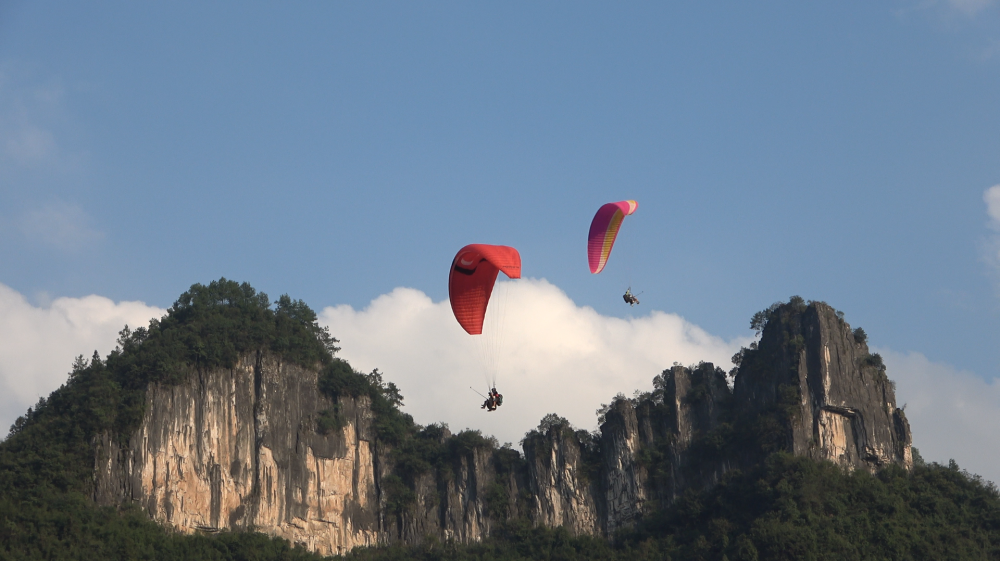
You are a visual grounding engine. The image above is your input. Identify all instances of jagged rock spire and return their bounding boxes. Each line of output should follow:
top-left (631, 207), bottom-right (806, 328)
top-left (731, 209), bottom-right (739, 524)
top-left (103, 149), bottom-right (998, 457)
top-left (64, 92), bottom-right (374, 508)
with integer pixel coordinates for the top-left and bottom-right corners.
top-left (734, 299), bottom-right (912, 471)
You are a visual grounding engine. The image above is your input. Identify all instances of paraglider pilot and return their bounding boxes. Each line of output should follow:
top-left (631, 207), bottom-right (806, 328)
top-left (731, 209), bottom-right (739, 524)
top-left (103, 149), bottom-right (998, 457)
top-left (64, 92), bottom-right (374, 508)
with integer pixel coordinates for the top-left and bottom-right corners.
top-left (623, 288), bottom-right (640, 306)
top-left (481, 388), bottom-right (503, 412)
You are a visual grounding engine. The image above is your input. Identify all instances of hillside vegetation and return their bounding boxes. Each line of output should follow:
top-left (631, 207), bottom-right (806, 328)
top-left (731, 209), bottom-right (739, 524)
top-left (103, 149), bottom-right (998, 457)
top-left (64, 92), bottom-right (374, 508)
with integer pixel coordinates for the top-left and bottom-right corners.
top-left (0, 281), bottom-right (998, 560)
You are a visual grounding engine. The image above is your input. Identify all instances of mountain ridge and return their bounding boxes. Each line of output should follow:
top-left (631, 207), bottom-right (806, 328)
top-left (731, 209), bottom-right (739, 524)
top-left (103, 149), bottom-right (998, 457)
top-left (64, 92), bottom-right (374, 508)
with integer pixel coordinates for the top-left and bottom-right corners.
top-left (90, 287), bottom-right (912, 554)
top-left (3, 280), bottom-right (996, 560)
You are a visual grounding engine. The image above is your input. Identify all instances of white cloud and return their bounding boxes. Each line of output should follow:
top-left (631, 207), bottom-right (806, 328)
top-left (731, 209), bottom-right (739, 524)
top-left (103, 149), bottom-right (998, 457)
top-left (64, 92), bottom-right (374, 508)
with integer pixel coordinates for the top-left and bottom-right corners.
top-left (320, 279), bottom-right (747, 447)
top-left (881, 349), bottom-right (1000, 485)
top-left (324, 280), bottom-right (1000, 484)
top-left (18, 201), bottom-right (104, 250)
top-left (0, 283), bottom-right (165, 435)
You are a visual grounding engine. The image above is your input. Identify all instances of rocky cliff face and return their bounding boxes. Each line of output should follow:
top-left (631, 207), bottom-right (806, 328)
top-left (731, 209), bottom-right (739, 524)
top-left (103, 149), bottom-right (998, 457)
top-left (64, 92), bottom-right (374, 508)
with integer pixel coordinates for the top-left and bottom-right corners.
top-left (382, 440), bottom-right (503, 544)
top-left (733, 301), bottom-right (912, 471)
top-left (92, 299), bottom-right (911, 555)
top-left (94, 353), bottom-right (381, 555)
top-left (522, 424), bottom-right (600, 535)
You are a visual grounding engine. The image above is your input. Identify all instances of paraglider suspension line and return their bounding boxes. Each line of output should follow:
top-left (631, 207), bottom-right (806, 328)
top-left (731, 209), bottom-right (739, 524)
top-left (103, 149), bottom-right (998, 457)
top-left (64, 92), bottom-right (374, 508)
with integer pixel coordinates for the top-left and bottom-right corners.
top-left (476, 279), bottom-right (512, 391)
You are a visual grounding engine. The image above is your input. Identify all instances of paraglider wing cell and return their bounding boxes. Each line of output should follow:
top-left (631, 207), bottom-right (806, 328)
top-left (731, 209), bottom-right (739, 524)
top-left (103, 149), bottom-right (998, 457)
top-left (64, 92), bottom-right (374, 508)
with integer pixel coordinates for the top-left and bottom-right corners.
top-left (588, 200), bottom-right (637, 274)
top-left (449, 244), bottom-right (521, 335)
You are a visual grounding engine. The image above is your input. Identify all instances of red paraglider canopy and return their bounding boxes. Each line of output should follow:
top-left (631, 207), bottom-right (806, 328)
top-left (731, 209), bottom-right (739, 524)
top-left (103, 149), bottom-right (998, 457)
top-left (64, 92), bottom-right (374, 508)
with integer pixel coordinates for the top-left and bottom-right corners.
top-left (448, 244), bottom-right (521, 335)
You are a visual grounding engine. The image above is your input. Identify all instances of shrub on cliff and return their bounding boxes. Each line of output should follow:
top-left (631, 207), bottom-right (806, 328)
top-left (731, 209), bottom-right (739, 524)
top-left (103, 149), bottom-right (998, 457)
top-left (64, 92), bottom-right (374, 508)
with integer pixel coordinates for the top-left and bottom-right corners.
top-left (317, 359), bottom-right (411, 445)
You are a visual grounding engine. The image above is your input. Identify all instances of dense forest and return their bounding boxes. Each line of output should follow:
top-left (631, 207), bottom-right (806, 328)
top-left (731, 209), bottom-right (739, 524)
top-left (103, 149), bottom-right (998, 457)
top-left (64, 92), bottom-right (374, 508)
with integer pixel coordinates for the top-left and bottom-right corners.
top-left (1, 279), bottom-right (998, 560)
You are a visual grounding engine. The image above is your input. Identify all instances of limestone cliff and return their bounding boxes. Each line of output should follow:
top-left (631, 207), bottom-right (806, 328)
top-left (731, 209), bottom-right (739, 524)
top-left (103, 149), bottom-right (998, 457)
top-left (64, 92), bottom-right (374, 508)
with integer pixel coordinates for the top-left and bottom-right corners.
top-left (92, 298), bottom-right (911, 555)
top-left (522, 423), bottom-right (600, 535)
top-left (733, 300), bottom-right (912, 471)
top-left (93, 353), bottom-right (380, 555)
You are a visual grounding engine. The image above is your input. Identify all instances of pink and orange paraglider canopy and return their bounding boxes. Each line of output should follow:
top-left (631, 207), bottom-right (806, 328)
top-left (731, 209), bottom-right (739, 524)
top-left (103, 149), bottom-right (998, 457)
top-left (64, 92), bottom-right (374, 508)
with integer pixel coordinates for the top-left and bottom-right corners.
top-left (448, 244), bottom-right (521, 335)
top-left (588, 200), bottom-right (638, 274)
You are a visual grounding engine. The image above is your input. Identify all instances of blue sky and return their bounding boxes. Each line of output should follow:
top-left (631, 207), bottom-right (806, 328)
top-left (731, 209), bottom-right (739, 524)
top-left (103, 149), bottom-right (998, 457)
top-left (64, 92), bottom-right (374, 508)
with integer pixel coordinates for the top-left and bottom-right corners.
top-left (2, 2), bottom-right (1000, 476)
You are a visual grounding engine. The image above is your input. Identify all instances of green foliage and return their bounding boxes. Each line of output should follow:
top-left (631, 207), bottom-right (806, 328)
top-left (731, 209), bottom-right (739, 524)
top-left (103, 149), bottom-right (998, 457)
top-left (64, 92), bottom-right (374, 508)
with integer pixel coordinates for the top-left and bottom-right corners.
top-left (484, 482), bottom-right (510, 520)
top-left (316, 405), bottom-right (343, 435)
top-left (788, 334), bottom-right (805, 353)
top-left (494, 444), bottom-right (525, 477)
top-left (111, 279), bottom-right (337, 385)
top-left (730, 346), bottom-right (749, 374)
top-left (853, 327), bottom-right (868, 345)
top-left (521, 413), bottom-right (572, 446)
top-left (449, 429), bottom-right (496, 457)
top-left (318, 358), bottom-right (375, 402)
top-left (621, 454), bottom-right (1000, 561)
top-left (859, 351), bottom-right (889, 385)
top-left (382, 474), bottom-right (417, 515)
top-left (863, 352), bottom-right (885, 372)
top-left (573, 429), bottom-right (603, 484)
top-left (317, 360), bottom-right (411, 445)
top-left (391, 424), bottom-right (449, 483)
top-left (595, 393), bottom-right (630, 426)
top-left (705, 382), bottom-right (801, 462)
top-left (681, 363), bottom-right (726, 406)
top-left (535, 413), bottom-right (571, 435)
top-left (749, 302), bottom-right (782, 335)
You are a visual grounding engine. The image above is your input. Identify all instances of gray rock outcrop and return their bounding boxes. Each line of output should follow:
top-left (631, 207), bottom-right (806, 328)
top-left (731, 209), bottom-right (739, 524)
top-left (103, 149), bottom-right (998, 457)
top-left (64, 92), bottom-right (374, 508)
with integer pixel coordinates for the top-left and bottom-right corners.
top-left (734, 301), bottom-right (912, 471)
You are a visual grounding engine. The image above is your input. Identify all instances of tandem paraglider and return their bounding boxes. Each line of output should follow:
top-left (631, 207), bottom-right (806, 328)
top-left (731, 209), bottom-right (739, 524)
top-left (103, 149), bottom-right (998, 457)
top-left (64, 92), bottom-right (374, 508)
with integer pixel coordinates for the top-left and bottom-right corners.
top-left (449, 244), bottom-right (520, 412)
top-left (623, 287), bottom-right (640, 306)
top-left (588, 199), bottom-right (640, 305)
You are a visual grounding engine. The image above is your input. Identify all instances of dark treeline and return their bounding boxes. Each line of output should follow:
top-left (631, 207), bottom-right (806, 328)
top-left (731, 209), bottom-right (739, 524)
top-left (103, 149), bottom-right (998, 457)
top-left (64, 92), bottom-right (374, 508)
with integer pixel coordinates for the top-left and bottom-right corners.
top-left (1, 282), bottom-right (998, 560)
